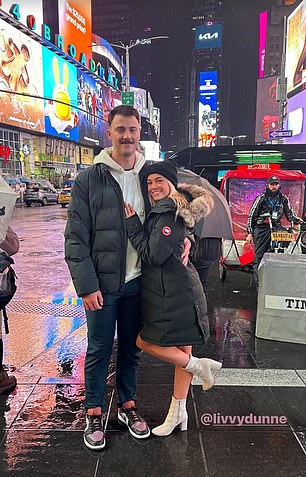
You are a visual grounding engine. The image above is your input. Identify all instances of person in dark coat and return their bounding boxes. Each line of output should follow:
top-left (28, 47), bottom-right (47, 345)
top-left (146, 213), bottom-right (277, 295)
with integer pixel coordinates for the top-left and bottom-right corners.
top-left (0, 226), bottom-right (19, 393)
top-left (125, 161), bottom-right (222, 436)
top-left (246, 175), bottom-right (302, 286)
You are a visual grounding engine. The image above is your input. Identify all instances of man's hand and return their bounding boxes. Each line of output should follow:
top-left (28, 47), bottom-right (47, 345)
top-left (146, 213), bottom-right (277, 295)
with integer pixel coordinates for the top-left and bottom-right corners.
top-left (246, 233), bottom-right (253, 243)
top-left (181, 237), bottom-right (191, 266)
top-left (82, 291), bottom-right (103, 311)
top-left (125, 202), bottom-right (136, 218)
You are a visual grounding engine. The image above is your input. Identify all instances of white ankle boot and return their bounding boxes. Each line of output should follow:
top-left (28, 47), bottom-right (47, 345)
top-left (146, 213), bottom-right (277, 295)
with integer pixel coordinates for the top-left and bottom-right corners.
top-left (152, 396), bottom-right (188, 436)
top-left (184, 356), bottom-right (222, 391)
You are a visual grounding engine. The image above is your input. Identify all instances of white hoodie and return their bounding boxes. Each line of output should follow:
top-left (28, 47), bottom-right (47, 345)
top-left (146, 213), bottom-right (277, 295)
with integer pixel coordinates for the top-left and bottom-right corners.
top-left (94, 147), bottom-right (146, 283)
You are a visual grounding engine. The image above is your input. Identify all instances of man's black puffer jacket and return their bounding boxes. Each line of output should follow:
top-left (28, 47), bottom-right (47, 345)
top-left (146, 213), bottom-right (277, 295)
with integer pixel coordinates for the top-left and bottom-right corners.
top-left (65, 163), bottom-right (150, 296)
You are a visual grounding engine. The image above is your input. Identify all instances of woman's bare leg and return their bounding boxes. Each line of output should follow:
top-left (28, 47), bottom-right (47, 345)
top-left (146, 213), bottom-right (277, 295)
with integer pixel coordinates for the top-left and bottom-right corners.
top-left (136, 335), bottom-right (190, 367)
top-left (173, 346), bottom-right (193, 400)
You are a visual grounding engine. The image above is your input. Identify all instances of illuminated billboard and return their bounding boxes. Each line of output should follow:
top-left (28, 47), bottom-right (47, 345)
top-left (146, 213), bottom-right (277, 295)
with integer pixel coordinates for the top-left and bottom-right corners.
top-left (131, 87), bottom-right (149, 118)
top-left (100, 84), bottom-right (121, 147)
top-left (286, 0), bottom-right (306, 97)
top-left (284, 89), bottom-right (306, 143)
top-left (78, 70), bottom-right (105, 147)
top-left (42, 48), bottom-right (79, 141)
top-left (58, 0), bottom-right (92, 61)
top-left (255, 76), bottom-right (279, 143)
top-left (153, 107), bottom-right (160, 143)
top-left (198, 71), bottom-right (217, 148)
top-left (195, 24), bottom-right (222, 49)
top-left (258, 11), bottom-right (268, 78)
top-left (0, 18), bottom-right (44, 132)
top-left (0, 1), bottom-right (44, 29)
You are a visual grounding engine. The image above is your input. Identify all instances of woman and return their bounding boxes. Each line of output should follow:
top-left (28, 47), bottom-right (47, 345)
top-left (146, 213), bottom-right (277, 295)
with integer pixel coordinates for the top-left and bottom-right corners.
top-left (125, 161), bottom-right (222, 436)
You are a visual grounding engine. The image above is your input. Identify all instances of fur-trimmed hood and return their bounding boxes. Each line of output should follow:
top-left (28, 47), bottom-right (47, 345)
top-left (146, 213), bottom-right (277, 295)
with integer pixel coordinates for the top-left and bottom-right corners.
top-left (176, 183), bottom-right (214, 229)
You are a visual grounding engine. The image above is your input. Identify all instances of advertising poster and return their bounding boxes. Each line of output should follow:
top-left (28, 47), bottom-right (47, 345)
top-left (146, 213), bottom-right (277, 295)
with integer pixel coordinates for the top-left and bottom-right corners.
top-left (78, 70), bottom-right (105, 147)
top-left (258, 11), bottom-right (268, 78)
top-left (42, 48), bottom-right (79, 141)
top-left (100, 84), bottom-right (121, 147)
top-left (284, 89), bottom-right (306, 144)
top-left (58, 0), bottom-right (92, 60)
top-left (195, 24), bottom-right (222, 50)
top-left (131, 87), bottom-right (149, 118)
top-left (0, 18), bottom-right (44, 132)
top-left (255, 76), bottom-right (279, 143)
top-left (153, 107), bottom-right (160, 143)
top-left (198, 71), bottom-right (218, 148)
top-left (0, 1), bottom-right (44, 30)
top-left (286, 0), bottom-right (306, 96)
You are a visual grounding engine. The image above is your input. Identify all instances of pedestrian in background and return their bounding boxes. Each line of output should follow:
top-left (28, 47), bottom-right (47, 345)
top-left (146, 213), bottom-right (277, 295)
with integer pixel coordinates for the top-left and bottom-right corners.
top-left (125, 161), bottom-right (222, 436)
top-left (0, 225), bottom-right (19, 393)
top-left (191, 237), bottom-right (221, 294)
top-left (246, 176), bottom-right (302, 286)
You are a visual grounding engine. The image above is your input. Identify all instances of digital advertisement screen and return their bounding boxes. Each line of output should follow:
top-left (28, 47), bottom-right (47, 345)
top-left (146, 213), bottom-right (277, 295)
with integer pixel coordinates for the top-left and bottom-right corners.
top-left (58, 0), bottom-right (92, 60)
top-left (100, 84), bottom-right (121, 147)
top-left (255, 76), bottom-right (279, 143)
top-left (258, 11), bottom-right (268, 78)
top-left (153, 107), bottom-right (160, 143)
top-left (78, 70), bottom-right (105, 147)
top-left (42, 48), bottom-right (79, 141)
top-left (198, 71), bottom-right (218, 148)
top-left (195, 24), bottom-right (222, 49)
top-left (286, 0), bottom-right (306, 96)
top-left (284, 89), bottom-right (306, 144)
top-left (0, 18), bottom-right (44, 132)
top-left (0, 1), bottom-right (44, 30)
top-left (131, 87), bottom-right (149, 118)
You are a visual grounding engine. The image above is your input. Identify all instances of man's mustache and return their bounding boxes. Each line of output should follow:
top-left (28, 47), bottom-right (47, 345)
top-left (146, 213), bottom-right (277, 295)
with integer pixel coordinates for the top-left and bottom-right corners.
top-left (120, 140), bottom-right (134, 144)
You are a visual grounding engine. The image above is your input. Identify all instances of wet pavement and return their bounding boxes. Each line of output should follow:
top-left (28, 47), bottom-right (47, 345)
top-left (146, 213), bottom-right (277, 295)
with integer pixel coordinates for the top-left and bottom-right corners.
top-left (1, 205), bottom-right (305, 476)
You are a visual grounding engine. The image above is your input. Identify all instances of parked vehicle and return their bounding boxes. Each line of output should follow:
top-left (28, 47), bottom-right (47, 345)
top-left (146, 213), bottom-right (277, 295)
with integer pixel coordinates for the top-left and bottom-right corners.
top-left (58, 187), bottom-right (72, 207)
top-left (24, 180), bottom-right (58, 207)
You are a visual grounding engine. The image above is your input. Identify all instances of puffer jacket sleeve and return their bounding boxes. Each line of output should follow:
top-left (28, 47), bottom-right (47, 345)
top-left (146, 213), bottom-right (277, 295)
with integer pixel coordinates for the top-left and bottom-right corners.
top-left (0, 226), bottom-right (19, 256)
top-left (64, 174), bottom-right (99, 296)
top-left (126, 211), bottom-right (183, 266)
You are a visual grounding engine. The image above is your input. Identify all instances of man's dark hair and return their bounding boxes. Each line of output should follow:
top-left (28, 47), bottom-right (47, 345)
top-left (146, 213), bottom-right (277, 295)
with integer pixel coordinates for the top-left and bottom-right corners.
top-left (108, 105), bottom-right (140, 126)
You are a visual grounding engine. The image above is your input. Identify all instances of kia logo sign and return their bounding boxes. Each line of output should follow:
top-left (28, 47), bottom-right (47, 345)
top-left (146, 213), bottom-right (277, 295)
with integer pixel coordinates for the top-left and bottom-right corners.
top-left (199, 32), bottom-right (219, 41)
top-left (195, 24), bottom-right (222, 49)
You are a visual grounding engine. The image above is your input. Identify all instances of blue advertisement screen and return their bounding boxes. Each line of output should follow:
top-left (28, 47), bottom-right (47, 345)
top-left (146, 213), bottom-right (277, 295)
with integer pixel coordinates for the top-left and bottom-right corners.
top-left (42, 48), bottom-right (79, 141)
top-left (198, 71), bottom-right (218, 147)
top-left (78, 70), bottom-right (106, 147)
top-left (195, 24), bottom-right (222, 49)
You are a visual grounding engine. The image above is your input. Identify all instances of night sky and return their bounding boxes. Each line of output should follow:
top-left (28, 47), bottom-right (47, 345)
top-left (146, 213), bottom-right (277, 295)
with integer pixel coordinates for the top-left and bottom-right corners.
top-left (135, 0), bottom-right (274, 148)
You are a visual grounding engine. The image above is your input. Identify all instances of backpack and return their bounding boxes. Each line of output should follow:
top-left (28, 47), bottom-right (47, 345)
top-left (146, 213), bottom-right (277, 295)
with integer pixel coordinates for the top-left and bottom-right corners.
top-left (0, 252), bottom-right (17, 334)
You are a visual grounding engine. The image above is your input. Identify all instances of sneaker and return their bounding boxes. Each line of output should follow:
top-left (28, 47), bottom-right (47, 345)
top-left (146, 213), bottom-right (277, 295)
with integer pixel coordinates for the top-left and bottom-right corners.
top-left (118, 406), bottom-right (150, 439)
top-left (0, 370), bottom-right (17, 394)
top-left (83, 414), bottom-right (106, 450)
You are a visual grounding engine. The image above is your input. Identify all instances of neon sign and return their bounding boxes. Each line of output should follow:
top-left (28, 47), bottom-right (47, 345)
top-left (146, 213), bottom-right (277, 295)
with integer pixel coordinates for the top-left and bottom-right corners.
top-left (3, 2), bottom-right (119, 87)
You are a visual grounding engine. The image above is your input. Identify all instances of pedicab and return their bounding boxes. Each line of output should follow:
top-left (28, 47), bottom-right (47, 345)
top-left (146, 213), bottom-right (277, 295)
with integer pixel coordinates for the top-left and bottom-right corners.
top-left (218, 167), bottom-right (306, 281)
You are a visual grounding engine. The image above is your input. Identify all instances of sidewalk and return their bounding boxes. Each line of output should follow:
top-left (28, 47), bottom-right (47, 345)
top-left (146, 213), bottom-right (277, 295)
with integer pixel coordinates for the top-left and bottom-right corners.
top-left (0, 267), bottom-right (306, 476)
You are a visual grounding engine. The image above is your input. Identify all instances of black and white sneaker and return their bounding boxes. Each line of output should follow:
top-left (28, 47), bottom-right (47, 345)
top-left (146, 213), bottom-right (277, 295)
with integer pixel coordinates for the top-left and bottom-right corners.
top-left (118, 406), bottom-right (150, 439)
top-left (83, 414), bottom-right (106, 450)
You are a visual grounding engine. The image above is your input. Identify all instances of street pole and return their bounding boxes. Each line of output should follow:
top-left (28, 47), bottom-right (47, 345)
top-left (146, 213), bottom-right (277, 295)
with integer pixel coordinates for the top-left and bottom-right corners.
top-left (109, 36), bottom-right (169, 92)
top-left (276, 16), bottom-right (288, 144)
top-left (125, 45), bottom-right (130, 91)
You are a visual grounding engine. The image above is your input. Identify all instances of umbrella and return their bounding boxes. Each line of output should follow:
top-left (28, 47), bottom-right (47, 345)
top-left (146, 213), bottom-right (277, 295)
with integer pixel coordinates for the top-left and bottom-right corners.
top-left (177, 168), bottom-right (233, 240)
top-left (0, 176), bottom-right (18, 244)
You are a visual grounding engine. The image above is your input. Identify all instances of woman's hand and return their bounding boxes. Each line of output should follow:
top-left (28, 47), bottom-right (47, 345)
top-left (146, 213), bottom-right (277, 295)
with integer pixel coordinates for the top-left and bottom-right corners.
top-left (124, 202), bottom-right (136, 218)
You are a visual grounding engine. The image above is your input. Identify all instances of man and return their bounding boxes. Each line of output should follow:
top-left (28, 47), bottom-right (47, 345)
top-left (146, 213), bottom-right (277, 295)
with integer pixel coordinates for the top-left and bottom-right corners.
top-left (246, 175), bottom-right (302, 286)
top-left (65, 105), bottom-right (151, 450)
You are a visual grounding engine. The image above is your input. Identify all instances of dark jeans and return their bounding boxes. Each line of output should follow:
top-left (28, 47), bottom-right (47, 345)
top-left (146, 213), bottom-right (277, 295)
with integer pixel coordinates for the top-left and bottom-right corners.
top-left (84, 277), bottom-right (141, 411)
top-left (253, 226), bottom-right (271, 285)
